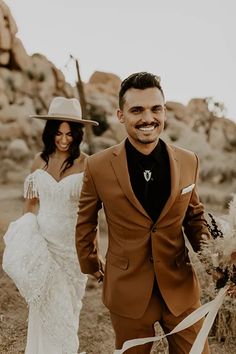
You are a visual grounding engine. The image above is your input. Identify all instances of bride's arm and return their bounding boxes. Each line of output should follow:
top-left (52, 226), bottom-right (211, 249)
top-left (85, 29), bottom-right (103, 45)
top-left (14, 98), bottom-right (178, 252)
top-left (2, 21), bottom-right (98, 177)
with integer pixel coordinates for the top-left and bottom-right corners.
top-left (23, 153), bottom-right (44, 214)
top-left (23, 197), bottom-right (39, 214)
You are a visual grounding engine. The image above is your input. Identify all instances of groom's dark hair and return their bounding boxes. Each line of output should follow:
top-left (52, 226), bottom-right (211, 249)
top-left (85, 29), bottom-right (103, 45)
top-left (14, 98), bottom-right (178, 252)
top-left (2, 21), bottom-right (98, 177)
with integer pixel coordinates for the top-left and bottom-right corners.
top-left (119, 72), bottom-right (165, 109)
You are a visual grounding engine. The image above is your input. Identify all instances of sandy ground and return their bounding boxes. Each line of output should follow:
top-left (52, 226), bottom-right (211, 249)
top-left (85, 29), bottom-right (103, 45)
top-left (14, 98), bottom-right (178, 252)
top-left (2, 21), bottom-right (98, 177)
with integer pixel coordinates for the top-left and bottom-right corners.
top-left (0, 183), bottom-right (235, 354)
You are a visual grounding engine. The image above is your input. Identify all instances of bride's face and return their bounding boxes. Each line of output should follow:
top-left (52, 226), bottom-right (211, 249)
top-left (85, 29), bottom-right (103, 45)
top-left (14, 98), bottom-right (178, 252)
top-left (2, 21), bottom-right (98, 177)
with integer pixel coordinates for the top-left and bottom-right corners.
top-left (54, 122), bottom-right (73, 152)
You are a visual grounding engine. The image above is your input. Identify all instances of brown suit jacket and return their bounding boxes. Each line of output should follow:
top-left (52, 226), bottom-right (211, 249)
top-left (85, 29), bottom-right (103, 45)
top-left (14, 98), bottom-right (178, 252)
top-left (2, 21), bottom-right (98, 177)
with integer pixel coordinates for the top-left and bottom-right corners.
top-left (75, 140), bottom-right (210, 318)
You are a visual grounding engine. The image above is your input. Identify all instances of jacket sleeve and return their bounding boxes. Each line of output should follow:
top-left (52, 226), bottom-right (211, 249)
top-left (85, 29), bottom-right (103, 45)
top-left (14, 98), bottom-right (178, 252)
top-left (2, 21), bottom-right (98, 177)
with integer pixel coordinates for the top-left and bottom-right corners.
top-left (75, 158), bottom-right (103, 274)
top-left (183, 154), bottom-right (211, 252)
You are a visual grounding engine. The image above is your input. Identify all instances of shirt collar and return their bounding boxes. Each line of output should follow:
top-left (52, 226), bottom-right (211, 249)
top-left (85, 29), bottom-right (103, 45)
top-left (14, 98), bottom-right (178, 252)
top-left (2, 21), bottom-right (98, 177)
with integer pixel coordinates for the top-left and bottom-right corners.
top-left (125, 138), bottom-right (163, 163)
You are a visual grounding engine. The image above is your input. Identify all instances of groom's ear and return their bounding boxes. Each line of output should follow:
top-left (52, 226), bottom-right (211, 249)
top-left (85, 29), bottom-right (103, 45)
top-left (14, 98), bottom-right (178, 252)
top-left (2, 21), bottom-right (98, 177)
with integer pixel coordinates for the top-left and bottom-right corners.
top-left (117, 109), bottom-right (125, 123)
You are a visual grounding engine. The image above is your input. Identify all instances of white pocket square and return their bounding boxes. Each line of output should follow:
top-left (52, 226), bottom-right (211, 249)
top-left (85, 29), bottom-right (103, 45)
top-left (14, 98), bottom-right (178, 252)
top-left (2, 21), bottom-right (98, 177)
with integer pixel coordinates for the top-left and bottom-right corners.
top-left (181, 183), bottom-right (195, 195)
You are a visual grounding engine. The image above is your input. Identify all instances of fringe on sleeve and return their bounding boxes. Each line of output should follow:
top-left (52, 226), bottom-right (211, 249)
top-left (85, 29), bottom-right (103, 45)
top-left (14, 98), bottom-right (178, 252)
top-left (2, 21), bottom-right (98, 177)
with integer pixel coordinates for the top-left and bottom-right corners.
top-left (24, 174), bottom-right (39, 199)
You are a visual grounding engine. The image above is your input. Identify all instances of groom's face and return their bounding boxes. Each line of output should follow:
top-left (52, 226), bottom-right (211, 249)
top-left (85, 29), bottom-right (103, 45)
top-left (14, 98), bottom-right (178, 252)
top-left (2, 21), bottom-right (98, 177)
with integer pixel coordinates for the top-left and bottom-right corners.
top-left (117, 87), bottom-right (166, 152)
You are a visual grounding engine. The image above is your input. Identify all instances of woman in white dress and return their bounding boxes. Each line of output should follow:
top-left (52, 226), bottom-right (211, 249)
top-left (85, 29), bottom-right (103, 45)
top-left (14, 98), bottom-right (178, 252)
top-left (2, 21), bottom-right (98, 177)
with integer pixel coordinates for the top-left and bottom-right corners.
top-left (2, 97), bottom-right (99, 354)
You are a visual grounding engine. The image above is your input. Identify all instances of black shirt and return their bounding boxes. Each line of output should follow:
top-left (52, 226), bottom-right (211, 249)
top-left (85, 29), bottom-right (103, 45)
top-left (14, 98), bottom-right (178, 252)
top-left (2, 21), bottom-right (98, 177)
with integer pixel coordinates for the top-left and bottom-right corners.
top-left (125, 138), bottom-right (171, 222)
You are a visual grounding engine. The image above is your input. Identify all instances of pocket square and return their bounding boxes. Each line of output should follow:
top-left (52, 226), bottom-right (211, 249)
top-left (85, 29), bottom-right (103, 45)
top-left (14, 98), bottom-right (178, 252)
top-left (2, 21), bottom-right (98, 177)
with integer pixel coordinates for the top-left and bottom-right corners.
top-left (181, 183), bottom-right (195, 195)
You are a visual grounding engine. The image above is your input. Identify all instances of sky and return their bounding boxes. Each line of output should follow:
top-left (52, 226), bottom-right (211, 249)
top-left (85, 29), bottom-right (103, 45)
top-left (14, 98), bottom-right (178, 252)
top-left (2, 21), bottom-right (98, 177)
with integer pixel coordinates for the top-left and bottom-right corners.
top-left (4, 0), bottom-right (236, 121)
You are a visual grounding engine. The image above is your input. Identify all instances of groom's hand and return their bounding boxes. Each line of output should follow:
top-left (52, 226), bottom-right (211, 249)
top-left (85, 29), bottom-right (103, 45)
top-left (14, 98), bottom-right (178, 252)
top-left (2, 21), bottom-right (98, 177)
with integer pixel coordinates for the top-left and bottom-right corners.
top-left (93, 270), bottom-right (104, 283)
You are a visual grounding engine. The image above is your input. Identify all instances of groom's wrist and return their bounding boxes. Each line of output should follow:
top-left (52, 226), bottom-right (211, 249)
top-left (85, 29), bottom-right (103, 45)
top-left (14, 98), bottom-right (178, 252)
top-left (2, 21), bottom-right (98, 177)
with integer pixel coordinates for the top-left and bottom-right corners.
top-left (97, 272), bottom-right (104, 283)
top-left (97, 268), bottom-right (104, 283)
top-left (93, 270), bottom-right (104, 283)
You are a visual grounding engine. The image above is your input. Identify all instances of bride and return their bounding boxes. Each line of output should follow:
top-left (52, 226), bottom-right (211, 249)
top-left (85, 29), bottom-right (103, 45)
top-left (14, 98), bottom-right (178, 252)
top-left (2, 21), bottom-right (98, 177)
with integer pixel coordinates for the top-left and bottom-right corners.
top-left (2, 97), bottom-right (98, 354)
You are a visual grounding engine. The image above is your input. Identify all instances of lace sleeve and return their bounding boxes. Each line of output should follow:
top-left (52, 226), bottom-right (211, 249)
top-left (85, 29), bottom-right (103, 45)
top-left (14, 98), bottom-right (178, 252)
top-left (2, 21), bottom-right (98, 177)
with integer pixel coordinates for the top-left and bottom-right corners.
top-left (24, 173), bottom-right (39, 199)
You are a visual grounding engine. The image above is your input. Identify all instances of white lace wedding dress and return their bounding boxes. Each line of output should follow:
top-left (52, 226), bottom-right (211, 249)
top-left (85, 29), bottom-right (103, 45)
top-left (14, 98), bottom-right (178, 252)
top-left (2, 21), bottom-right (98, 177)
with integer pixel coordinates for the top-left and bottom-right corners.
top-left (2, 169), bottom-right (87, 354)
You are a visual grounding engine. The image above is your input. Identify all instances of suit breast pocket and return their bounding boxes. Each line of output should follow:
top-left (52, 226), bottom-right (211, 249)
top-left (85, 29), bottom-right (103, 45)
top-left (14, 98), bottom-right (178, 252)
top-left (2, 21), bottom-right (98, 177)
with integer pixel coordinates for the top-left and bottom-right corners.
top-left (106, 251), bottom-right (129, 270)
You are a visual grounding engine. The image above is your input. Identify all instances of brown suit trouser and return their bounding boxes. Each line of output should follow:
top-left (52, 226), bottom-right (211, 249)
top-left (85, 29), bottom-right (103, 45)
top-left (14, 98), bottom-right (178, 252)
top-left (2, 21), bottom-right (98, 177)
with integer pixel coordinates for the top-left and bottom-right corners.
top-left (110, 283), bottom-right (210, 354)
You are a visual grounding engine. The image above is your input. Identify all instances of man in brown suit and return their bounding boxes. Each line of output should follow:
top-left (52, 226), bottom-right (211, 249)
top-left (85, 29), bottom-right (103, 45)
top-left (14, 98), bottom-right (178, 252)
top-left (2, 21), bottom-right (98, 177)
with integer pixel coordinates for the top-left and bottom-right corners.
top-left (76, 72), bottom-right (210, 353)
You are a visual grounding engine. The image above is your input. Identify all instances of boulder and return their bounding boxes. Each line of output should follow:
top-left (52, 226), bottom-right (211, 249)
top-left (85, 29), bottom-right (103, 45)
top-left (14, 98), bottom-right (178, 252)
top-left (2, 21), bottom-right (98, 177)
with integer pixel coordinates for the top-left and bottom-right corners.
top-left (0, 0), bottom-right (18, 36)
top-left (0, 51), bottom-right (10, 65)
top-left (11, 37), bottom-right (32, 70)
top-left (166, 101), bottom-right (188, 124)
top-left (7, 138), bottom-right (30, 160)
top-left (88, 71), bottom-right (121, 96)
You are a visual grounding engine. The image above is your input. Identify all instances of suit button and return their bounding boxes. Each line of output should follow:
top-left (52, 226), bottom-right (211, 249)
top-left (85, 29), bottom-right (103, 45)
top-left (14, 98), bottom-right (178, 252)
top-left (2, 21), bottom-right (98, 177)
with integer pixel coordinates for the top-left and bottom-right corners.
top-left (149, 256), bottom-right (153, 263)
top-left (152, 227), bottom-right (157, 232)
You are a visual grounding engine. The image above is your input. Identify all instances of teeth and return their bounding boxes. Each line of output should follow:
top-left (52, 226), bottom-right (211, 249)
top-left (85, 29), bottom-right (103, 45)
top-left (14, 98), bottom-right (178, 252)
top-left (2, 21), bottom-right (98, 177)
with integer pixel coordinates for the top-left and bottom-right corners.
top-left (138, 126), bottom-right (155, 131)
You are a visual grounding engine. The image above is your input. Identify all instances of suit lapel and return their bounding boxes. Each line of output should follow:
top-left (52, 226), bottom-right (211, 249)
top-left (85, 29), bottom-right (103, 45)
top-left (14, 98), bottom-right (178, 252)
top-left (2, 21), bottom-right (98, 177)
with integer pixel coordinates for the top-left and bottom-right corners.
top-left (157, 142), bottom-right (180, 223)
top-left (110, 140), bottom-right (180, 223)
top-left (110, 141), bottom-right (150, 219)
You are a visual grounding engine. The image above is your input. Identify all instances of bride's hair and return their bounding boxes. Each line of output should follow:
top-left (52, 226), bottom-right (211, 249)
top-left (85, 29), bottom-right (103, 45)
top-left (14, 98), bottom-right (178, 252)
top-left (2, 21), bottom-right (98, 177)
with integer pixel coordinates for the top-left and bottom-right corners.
top-left (40, 120), bottom-right (84, 174)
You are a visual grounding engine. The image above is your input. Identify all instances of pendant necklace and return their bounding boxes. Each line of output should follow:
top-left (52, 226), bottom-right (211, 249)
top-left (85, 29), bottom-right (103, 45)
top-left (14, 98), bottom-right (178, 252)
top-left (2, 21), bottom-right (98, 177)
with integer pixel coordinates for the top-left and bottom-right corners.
top-left (143, 170), bottom-right (152, 182)
top-left (140, 161), bottom-right (155, 201)
top-left (140, 161), bottom-right (156, 182)
top-left (136, 159), bottom-right (156, 202)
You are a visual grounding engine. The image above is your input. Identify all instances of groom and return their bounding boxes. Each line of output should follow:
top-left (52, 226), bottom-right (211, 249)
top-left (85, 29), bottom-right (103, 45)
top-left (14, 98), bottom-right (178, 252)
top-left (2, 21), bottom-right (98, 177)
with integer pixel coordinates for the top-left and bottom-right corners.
top-left (75, 72), bottom-right (210, 353)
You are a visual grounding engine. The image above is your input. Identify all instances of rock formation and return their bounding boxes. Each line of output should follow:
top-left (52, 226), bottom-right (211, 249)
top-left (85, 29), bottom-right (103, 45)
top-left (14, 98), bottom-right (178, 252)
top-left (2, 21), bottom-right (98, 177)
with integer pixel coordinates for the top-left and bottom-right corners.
top-left (0, 0), bottom-right (236, 211)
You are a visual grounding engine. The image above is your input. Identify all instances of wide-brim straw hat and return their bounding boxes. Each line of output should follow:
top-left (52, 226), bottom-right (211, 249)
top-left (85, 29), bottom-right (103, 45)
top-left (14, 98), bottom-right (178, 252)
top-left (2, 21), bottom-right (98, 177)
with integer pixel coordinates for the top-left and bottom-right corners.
top-left (30, 96), bottom-right (99, 126)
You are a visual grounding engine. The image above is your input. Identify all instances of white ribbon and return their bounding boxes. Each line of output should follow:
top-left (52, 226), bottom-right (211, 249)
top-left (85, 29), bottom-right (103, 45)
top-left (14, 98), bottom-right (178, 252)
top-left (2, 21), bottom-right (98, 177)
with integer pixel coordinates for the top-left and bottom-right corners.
top-left (114, 286), bottom-right (228, 354)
